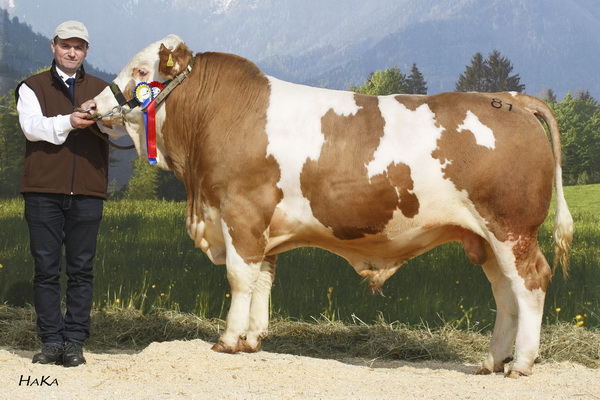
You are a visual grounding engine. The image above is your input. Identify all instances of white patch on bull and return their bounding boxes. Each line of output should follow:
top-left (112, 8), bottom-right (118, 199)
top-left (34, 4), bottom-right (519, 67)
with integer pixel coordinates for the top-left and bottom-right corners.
top-left (219, 218), bottom-right (265, 349)
top-left (457, 110), bottom-right (496, 149)
top-left (152, 105), bottom-right (170, 169)
top-left (366, 97), bottom-right (443, 180)
top-left (481, 234), bottom-right (546, 375)
top-left (265, 76), bottom-right (361, 226)
top-left (365, 96), bottom-right (490, 238)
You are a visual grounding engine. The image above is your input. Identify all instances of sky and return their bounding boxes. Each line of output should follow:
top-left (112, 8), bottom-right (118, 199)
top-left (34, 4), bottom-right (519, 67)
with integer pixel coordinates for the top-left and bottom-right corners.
top-left (3, 0), bottom-right (599, 99)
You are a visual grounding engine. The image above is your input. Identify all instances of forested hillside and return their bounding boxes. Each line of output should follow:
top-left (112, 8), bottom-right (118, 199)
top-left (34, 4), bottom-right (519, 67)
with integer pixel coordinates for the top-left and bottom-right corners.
top-left (0, 9), bottom-right (113, 94)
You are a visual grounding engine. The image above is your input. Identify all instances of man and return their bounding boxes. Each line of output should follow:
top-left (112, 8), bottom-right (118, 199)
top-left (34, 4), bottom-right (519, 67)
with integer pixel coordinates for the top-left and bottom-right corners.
top-left (16, 21), bottom-right (123, 367)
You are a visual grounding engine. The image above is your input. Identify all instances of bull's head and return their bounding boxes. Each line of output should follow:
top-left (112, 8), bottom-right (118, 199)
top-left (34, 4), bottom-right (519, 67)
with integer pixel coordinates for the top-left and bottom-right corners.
top-left (92, 34), bottom-right (193, 168)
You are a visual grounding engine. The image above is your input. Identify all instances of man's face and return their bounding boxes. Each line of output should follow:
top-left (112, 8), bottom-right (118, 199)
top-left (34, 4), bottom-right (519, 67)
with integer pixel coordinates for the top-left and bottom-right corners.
top-left (51, 37), bottom-right (88, 75)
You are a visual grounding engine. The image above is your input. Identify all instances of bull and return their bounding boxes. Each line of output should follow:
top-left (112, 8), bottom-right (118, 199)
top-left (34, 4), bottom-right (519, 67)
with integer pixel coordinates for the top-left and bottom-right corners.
top-left (91, 35), bottom-right (573, 377)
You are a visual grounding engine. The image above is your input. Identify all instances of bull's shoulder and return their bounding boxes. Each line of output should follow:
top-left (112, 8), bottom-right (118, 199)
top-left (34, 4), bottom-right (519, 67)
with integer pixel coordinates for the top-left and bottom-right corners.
top-left (196, 51), bottom-right (264, 78)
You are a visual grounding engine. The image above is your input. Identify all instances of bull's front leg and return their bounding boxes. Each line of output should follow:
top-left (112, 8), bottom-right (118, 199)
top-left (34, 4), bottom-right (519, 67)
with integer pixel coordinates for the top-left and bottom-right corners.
top-left (243, 255), bottom-right (276, 352)
top-left (479, 255), bottom-right (518, 375)
top-left (211, 220), bottom-right (270, 354)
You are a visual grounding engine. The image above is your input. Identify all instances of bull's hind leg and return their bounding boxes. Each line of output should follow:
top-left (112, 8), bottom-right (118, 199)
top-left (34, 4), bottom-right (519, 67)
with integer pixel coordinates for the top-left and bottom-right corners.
top-left (479, 238), bottom-right (550, 377)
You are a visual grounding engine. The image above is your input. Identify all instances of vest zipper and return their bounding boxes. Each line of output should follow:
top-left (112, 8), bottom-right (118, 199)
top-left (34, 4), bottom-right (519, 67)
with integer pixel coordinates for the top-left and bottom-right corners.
top-left (70, 135), bottom-right (77, 195)
top-left (70, 87), bottom-right (77, 195)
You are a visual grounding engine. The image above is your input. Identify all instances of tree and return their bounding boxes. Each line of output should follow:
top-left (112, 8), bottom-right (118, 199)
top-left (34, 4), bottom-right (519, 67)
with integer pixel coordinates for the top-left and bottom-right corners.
top-left (350, 66), bottom-right (408, 95)
top-left (455, 50), bottom-right (525, 92)
top-left (156, 169), bottom-right (186, 201)
top-left (406, 63), bottom-right (428, 94)
top-left (0, 67), bottom-right (55, 197)
top-left (455, 52), bottom-right (487, 92)
top-left (0, 93), bottom-right (24, 197)
top-left (549, 92), bottom-right (600, 185)
top-left (539, 88), bottom-right (558, 103)
top-left (485, 50), bottom-right (525, 92)
top-left (575, 89), bottom-right (597, 104)
top-left (125, 157), bottom-right (159, 200)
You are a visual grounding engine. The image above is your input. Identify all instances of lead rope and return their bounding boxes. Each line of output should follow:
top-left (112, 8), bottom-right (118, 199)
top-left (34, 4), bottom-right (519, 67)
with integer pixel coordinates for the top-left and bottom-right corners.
top-left (88, 123), bottom-right (135, 150)
top-left (75, 107), bottom-right (135, 150)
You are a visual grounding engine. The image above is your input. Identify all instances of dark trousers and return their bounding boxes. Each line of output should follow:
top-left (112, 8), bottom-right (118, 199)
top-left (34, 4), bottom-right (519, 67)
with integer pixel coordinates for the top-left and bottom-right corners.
top-left (23, 193), bottom-right (103, 345)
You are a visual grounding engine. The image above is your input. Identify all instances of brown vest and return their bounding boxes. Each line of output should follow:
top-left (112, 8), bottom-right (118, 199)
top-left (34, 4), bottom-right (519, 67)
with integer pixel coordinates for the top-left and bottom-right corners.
top-left (18, 63), bottom-right (110, 198)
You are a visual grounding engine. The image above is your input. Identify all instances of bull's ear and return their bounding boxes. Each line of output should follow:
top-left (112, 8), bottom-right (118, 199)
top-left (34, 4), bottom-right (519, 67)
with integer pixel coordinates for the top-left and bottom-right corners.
top-left (158, 43), bottom-right (175, 78)
top-left (159, 42), bottom-right (193, 79)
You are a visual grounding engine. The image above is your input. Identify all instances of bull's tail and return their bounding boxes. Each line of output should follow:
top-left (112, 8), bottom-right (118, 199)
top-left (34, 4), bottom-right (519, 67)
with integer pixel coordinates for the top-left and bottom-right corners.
top-left (515, 93), bottom-right (574, 278)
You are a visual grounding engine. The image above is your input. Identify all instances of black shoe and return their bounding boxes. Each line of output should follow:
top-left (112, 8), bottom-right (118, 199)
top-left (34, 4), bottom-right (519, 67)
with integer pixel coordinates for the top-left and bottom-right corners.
top-left (32, 343), bottom-right (64, 365)
top-left (63, 341), bottom-right (86, 367)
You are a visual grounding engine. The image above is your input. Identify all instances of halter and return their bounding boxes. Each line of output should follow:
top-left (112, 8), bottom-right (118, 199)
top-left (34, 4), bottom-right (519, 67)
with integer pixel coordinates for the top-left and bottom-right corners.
top-left (92, 60), bottom-right (194, 121)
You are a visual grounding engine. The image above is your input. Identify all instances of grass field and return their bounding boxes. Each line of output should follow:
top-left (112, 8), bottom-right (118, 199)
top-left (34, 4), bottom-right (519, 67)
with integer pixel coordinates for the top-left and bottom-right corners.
top-left (0, 184), bottom-right (598, 330)
top-left (1, 304), bottom-right (598, 367)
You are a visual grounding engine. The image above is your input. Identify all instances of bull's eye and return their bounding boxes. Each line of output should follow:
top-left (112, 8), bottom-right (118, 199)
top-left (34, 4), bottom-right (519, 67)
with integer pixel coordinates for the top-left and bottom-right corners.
top-left (138, 69), bottom-right (148, 76)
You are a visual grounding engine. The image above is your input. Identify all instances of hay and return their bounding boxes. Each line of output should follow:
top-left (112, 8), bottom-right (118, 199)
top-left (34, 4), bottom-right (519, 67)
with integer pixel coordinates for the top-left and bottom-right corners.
top-left (1, 305), bottom-right (598, 368)
top-left (87, 307), bottom-right (222, 350)
top-left (263, 317), bottom-right (490, 363)
top-left (540, 323), bottom-right (600, 368)
top-left (0, 305), bottom-right (38, 349)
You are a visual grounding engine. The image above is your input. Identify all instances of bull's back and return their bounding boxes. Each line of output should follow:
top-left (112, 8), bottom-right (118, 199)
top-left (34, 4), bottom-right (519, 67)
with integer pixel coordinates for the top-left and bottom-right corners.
top-left (266, 84), bottom-right (554, 245)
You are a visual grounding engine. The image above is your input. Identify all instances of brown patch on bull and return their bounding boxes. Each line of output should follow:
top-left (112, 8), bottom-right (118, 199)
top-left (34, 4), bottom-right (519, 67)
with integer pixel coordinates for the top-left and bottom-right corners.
top-left (429, 92), bottom-right (555, 289)
top-left (123, 79), bottom-right (136, 104)
top-left (159, 42), bottom-right (193, 79)
top-left (300, 94), bottom-right (419, 240)
top-left (386, 162), bottom-right (419, 218)
top-left (393, 95), bottom-right (429, 111)
top-left (511, 235), bottom-right (552, 291)
top-left (459, 228), bottom-right (488, 265)
top-left (160, 51), bottom-right (283, 264)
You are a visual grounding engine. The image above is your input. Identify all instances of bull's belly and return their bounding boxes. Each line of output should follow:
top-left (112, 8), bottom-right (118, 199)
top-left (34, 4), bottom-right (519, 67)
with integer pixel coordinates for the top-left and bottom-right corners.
top-left (188, 195), bottom-right (488, 283)
top-left (265, 205), bottom-right (478, 264)
top-left (266, 216), bottom-right (474, 289)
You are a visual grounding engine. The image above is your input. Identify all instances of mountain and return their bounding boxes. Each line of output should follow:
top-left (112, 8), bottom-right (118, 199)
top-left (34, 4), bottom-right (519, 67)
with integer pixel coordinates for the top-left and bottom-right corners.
top-left (0, 8), bottom-right (114, 93)
top-left (2, 0), bottom-right (599, 189)
top-left (2, 0), bottom-right (599, 100)
top-left (306, 0), bottom-right (600, 95)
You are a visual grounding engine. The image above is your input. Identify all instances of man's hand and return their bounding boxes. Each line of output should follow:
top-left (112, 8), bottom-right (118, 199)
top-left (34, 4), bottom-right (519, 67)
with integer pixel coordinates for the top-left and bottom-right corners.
top-left (70, 100), bottom-right (97, 129)
top-left (70, 111), bottom-right (96, 129)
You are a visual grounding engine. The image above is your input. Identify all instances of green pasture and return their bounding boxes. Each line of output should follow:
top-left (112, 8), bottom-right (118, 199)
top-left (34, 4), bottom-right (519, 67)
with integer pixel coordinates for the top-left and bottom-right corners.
top-left (0, 184), bottom-right (598, 329)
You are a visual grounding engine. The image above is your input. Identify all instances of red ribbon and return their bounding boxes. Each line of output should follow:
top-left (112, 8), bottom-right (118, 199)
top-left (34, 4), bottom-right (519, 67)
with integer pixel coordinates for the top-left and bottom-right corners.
top-left (146, 99), bottom-right (157, 163)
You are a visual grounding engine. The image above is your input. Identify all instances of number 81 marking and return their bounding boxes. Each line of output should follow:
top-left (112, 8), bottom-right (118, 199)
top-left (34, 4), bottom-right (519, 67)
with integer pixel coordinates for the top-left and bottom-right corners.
top-left (491, 98), bottom-right (513, 111)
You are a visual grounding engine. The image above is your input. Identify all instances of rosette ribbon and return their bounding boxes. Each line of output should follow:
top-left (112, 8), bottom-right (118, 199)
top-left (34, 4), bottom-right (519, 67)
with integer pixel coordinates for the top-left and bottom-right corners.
top-left (134, 81), bottom-right (164, 164)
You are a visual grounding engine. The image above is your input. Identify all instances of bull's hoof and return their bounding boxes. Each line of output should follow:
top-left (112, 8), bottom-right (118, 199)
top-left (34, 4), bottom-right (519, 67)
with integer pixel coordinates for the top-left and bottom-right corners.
top-left (534, 356), bottom-right (542, 364)
top-left (475, 367), bottom-right (492, 375)
top-left (211, 341), bottom-right (237, 353)
top-left (239, 338), bottom-right (262, 353)
top-left (505, 369), bottom-right (531, 379)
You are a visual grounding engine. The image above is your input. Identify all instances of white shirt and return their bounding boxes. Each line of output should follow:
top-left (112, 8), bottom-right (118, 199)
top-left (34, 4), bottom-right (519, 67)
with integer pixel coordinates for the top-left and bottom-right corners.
top-left (17, 73), bottom-right (126, 145)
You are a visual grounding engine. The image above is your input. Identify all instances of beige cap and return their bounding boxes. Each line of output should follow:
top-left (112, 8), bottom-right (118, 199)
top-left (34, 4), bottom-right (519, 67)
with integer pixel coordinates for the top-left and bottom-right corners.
top-left (54, 20), bottom-right (89, 43)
